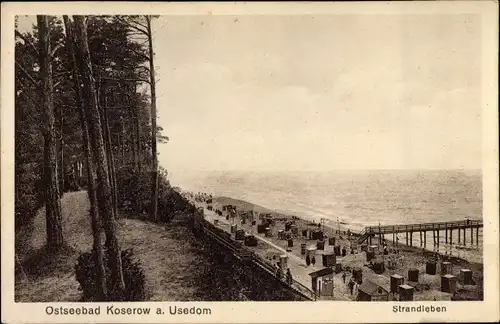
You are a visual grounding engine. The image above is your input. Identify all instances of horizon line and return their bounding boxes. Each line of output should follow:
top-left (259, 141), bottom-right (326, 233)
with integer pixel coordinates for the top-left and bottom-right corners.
top-left (164, 167), bottom-right (482, 173)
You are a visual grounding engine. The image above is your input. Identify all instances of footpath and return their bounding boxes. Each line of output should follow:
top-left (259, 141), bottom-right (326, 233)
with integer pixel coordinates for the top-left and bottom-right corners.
top-left (197, 202), bottom-right (355, 300)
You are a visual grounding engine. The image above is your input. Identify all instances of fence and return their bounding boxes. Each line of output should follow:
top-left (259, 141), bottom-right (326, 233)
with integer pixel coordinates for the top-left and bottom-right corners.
top-left (200, 217), bottom-right (315, 301)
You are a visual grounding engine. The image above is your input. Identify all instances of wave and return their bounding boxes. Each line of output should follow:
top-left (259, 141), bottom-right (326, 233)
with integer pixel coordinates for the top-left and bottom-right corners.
top-left (171, 169), bottom-right (482, 229)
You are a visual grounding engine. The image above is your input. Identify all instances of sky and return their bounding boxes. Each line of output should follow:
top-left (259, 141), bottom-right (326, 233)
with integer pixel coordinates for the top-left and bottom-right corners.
top-left (17, 14), bottom-right (482, 172)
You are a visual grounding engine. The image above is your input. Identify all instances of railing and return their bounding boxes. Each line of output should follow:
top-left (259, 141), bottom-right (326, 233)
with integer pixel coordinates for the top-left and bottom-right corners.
top-left (365, 219), bottom-right (482, 235)
top-left (252, 253), bottom-right (315, 300)
top-left (202, 218), bottom-right (315, 301)
top-left (356, 229), bottom-right (368, 243)
top-left (290, 278), bottom-right (316, 300)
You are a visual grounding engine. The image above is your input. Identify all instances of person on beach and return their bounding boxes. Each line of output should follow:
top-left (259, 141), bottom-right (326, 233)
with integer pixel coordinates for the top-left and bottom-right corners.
top-left (342, 271), bottom-right (347, 283)
top-left (306, 254), bottom-right (311, 266)
top-left (348, 278), bottom-right (354, 295)
top-left (286, 268), bottom-right (293, 285)
top-left (311, 256), bottom-right (316, 267)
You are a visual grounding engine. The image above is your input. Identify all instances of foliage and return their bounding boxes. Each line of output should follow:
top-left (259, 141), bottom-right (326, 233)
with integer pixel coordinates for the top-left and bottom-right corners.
top-left (115, 165), bottom-right (196, 221)
top-left (15, 15), bottom-right (169, 229)
top-left (75, 248), bottom-right (146, 301)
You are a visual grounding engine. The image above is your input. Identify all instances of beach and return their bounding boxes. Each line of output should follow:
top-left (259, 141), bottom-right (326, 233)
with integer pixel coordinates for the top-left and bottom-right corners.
top-left (186, 192), bottom-right (484, 301)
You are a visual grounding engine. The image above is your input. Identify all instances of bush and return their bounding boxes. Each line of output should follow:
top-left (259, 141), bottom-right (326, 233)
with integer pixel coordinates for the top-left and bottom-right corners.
top-left (15, 162), bottom-right (45, 229)
top-left (115, 165), bottom-right (147, 217)
top-left (115, 164), bottom-right (196, 222)
top-left (75, 248), bottom-right (146, 301)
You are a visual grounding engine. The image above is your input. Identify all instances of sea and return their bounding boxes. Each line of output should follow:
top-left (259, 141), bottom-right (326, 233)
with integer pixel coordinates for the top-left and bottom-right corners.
top-left (170, 169), bottom-right (483, 263)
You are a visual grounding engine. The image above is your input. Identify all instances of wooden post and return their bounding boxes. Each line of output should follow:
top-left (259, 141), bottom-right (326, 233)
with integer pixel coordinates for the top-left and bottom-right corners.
top-left (419, 231), bottom-right (422, 246)
top-left (470, 227), bottom-right (473, 245)
top-left (463, 228), bottom-right (466, 245)
top-left (476, 227), bottom-right (479, 246)
top-left (445, 227), bottom-right (448, 244)
top-left (450, 228), bottom-right (453, 245)
top-left (458, 227), bottom-right (461, 244)
top-left (406, 232), bottom-right (408, 246)
top-left (432, 230), bottom-right (435, 249)
top-left (424, 231), bottom-right (426, 247)
top-left (437, 230), bottom-right (440, 248)
top-left (410, 232), bottom-right (413, 247)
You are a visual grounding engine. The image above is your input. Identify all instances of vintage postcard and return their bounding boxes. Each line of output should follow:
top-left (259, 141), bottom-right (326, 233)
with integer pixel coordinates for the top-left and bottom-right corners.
top-left (1, 1), bottom-right (499, 323)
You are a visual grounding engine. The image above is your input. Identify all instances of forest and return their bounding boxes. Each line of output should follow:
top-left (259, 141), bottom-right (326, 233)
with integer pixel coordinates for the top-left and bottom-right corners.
top-left (15, 15), bottom-right (195, 301)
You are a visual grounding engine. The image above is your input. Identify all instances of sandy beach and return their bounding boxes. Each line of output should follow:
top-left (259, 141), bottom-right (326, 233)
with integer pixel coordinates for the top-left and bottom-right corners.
top-left (190, 193), bottom-right (484, 301)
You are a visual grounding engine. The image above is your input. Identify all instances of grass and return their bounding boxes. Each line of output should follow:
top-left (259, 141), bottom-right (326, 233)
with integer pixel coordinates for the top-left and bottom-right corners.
top-left (15, 191), bottom-right (211, 302)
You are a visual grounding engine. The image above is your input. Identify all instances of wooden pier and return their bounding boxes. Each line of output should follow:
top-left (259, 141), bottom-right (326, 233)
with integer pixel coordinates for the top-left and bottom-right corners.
top-left (357, 219), bottom-right (482, 249)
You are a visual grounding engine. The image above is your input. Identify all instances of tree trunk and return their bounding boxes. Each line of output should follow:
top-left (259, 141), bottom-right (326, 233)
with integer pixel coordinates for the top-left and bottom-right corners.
top-left (97, 82), bottom-right (114, 208)
top-left (72, 15), bottom-right (126, 300)
top-left (63, 15), bottom-right (107, 301)
top-left (37, 15), bottom-right (64, 252)
top-left (102, 96), bottom-right (118, 216)
top-left (59, 105), bottom-right (64, 194)
top-left (130, 110), bottom-right (137, 168)
top-left (120, 116), bottom-right (125, 166)
top-left (146, 16), bottom-right (158, 222)
top-left (134, 106), bottom-right (141, 173)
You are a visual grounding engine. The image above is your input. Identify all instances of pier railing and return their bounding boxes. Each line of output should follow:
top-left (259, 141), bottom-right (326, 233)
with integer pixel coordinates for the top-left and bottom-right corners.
top-left (365, 219), bottom-right (482, 235)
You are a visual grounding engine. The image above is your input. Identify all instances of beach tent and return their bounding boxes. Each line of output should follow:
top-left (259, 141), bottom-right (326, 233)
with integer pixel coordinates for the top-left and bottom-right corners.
top-left (308, 267), bottom-right (334, 297)
top-left (357, 280), bottom-right (389, 301)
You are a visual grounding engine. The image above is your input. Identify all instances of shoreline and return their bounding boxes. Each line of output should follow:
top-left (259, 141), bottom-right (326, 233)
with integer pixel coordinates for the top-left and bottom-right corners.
top-left (209, 194), bottom-right (483, 265)
top-left (187, 191), bottom-right (484, 301)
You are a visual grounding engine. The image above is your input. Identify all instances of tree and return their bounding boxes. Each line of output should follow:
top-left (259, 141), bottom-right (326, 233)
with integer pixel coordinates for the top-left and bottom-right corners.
top-left (37, 15), bottom-right (64, 251)
top-left (116, 15), bottom-right (159, 222)
top-left (145, 16), bottom-right (159, 223)
top-left (15, 14), bottom-right (161, 233)
top-left (63, 15), bottom-right (107, 300)
top-left (15, 29), bottom-right (45, 229)
top-left (72, 15), bottom-right (126, 298)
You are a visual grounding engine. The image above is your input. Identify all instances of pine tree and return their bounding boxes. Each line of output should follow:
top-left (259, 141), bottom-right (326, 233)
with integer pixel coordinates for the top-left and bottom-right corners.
top-left (63, 15), bottom-right (107, 301)
top-left (72, 15), bottom-right (126, 299)
top-left (37, 15), bottom-right (64, 251)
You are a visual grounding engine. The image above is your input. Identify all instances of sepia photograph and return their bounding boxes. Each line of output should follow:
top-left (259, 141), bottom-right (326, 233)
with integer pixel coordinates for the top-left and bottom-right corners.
top-left (2, 1), bottom-right (499, 323)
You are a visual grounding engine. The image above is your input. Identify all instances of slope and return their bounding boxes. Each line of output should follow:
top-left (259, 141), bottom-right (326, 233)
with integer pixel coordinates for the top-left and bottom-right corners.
top-left (15, 190), bottom-right (210, 302)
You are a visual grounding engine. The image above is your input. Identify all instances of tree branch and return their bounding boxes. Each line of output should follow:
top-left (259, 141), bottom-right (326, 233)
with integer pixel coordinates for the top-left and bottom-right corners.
top-left (134, 65), bottom-right (151, 73)
top-left (103, 106), bottom-right (134, 110)
top-left (15, 30), bottom-right (39, 57)
top-left (16, 87), bottom-right (40, 108)
top-left (116, 17), bottom-right (149, 36)
top-left (129, 16), bottom-right (148, 30)
top-left (54, 70), bottom-right (71, 78)
top-left (15, 60), bottom-right (40, 90)
top-left (93, 63), bottom-right (150, 74)
top-left (50, 43), bottom-right (63, 58)
top-left (129, 47), bottom-right (150, 62)
top-left (101, 76), bottom-right (151, 85)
